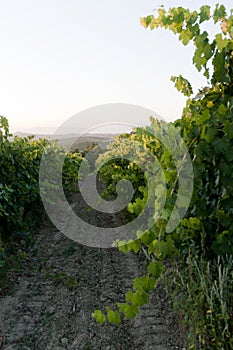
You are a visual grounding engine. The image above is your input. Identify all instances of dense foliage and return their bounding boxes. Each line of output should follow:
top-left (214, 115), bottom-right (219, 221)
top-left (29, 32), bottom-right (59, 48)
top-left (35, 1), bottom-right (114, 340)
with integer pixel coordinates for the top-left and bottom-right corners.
top-left (140, 2), bottom-right (233, 257)
top-left (0, 116), bottom-right (83, 276)
top-left (93, 4), bottom-right (233, 349)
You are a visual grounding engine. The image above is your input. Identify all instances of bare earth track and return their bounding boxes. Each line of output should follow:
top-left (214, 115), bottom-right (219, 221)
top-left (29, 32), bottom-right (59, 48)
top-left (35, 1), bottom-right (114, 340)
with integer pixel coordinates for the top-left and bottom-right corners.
top-left (0, 192), bottom-right (186, 350)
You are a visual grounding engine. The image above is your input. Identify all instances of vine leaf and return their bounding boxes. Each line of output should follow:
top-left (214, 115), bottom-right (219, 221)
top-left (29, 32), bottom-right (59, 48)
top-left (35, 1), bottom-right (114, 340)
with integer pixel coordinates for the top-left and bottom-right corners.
top-left (147, 261), bottom-right (165, 278)
top-left (171, 75), bottom-right (193, 96)
top-left (91, 310), bottom-right (106, 325)
top-left (106, 307), bottom-right (121, 325)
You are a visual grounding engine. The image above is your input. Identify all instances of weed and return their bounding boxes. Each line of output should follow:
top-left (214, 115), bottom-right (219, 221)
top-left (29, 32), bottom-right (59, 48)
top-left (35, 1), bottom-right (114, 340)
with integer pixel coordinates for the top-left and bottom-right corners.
top-left (164, 251), bottom-right (233, 349)
top-left (44, 270), bottom-right (79, 290)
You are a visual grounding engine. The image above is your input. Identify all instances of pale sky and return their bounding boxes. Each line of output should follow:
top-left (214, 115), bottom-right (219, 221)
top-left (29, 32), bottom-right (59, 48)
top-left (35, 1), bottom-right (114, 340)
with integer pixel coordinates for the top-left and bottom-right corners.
top-left (0, 0), bottom-right (232, 133)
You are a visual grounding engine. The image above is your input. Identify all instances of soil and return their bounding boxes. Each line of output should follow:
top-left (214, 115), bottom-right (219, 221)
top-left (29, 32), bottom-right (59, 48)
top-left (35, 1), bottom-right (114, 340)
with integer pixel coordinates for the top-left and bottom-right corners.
top-left (0, 192), bottom-right (187, 350)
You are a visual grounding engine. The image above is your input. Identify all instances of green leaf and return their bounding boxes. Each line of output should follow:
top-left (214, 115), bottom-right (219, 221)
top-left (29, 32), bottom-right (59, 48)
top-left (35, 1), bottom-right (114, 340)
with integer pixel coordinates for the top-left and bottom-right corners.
top-left (193, 50), bottom-right (206, 71)
top-left (123, 304), bottom-right (139, 319)
top-left (147, 261), bottom-right (165, 278)
top-left (171, 75), bottom-right (193, 96)
top-left (196, 109), bottom-right (210, 124)
top-left (92, 310), bottom-right (106, 325)
top-left (202, 42), bottom-right (213, 61)
top-left (117, 302), bottom-right (139, 319)
top-left (199, 5), bottom-right (211, 23)
top-left (179, 29), bottom-right (193, 45)
top-left (215, 33), bottom-right (229, 50)
top-left (140, 16), bottom-right (154, 29)
top-left (224, 121), bottom-right (233, 140)
top-left (187, 11), bottom-right (198, 25)
top-left (136, 230), bottom-right (145, 239)
top-left (171, 7), bottom-right (184, 24)
top-left (127, 239), bottom-right (141, 253)
top-left (204, 126), bottom-right (217, 143)
top-left (133, 276), bottom-right (156, 292)
top-left (212, 51), bottom-right (230, 83)
top-left (114, 240), bottom-right (129, 253)
top-left (161, 208), bottom-right (171, 220)
top-left (212, 137), bottom-right (229, 154)
top-left (106, 307), bottom-right (121, 325)
top-left (126, 289), bottom-right (149, 306)
top-left (213, 4), bottom-right (227, 23)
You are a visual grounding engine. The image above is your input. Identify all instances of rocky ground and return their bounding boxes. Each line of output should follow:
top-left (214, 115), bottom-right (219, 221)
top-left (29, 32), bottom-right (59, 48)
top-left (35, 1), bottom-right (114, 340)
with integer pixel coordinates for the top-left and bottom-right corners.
top-left (0, 192), bottom-right (187, 350)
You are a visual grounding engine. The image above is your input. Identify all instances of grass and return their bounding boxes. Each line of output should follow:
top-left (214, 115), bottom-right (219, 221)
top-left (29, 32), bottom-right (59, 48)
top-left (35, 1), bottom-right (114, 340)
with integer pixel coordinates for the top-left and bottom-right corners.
top-left (44, 270), bottom-right (79, 290)
top-left (164, 250), bottom-right (233, 349)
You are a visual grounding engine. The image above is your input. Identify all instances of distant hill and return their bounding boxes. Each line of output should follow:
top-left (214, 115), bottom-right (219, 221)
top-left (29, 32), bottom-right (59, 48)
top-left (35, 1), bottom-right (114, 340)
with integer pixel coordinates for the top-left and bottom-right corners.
top-left (11, 131), bottom-right (119, 152)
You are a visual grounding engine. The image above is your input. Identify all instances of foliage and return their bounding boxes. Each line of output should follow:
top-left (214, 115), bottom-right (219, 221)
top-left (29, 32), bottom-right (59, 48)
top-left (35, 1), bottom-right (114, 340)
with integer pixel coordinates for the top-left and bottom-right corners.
top-left (96, 133), bottom-right (149, 216)
top-left (0, 116), bottom-right (84, 271)
top-left (165, 252), bottom-right (233, 349)
top-left (140, 4), bottom-right (233, 84)
top-left (140, 3), bottom-right (233, 256)
top-left (0, 119), bottom-right (49, 241)
top-left (44, 270), bottom-right (79, 290)
top-left (93, 4), bottom-right (233, 344)
top-left (175, 89), bottom-right (233, 256)
top-left (92, 261), bottom-right (164, 326)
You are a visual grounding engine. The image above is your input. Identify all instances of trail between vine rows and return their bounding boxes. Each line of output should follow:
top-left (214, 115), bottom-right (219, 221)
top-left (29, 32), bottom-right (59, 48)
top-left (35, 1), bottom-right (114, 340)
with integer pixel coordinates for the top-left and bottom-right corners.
top-left (0, 193), bottom-right (186, 350)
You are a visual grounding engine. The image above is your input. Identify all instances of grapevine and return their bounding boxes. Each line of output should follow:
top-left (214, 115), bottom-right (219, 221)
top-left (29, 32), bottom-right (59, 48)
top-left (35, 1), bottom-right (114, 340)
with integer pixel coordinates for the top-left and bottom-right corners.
top-left (92, 4), bottom-right (233, 348)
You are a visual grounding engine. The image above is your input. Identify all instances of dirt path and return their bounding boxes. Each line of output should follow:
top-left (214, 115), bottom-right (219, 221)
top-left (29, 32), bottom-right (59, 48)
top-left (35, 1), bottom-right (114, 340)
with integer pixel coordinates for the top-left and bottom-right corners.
top-left (0, 193), bottom-right (186, 350)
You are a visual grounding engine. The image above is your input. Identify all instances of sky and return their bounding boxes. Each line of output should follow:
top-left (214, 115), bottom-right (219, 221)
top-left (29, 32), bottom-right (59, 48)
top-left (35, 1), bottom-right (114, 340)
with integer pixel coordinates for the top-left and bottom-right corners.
top-left (0, 0), bottom-right (232, 133)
